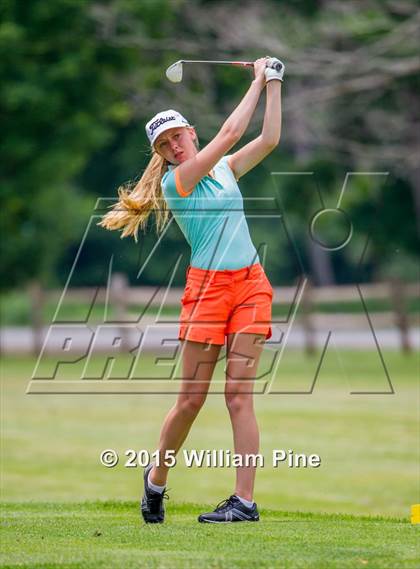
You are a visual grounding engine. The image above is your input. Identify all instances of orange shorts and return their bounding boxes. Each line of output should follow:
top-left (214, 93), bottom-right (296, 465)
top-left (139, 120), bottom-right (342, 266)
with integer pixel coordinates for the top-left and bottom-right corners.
top-left (179, 263), bottom-right (273, 346)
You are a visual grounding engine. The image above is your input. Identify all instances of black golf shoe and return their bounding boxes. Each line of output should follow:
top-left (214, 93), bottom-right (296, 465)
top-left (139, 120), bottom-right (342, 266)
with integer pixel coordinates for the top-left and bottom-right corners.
top-left (198, 495), bottom-right (259, 523)
top-left (140, 463), bottom-right (168, 523)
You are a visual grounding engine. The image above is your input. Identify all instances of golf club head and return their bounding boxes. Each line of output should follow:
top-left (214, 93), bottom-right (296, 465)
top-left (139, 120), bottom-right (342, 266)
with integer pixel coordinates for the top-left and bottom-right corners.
top-left (166, 60), bottom-right (183, 83)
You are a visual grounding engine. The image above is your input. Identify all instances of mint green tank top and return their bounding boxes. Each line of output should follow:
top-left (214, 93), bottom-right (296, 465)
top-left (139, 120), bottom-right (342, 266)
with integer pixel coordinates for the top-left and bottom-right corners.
top-left (161, 155), bottom-right (260, 270)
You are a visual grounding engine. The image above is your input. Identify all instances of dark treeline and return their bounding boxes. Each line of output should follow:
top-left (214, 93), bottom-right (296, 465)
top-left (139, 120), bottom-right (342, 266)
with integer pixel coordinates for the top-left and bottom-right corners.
top-left (1, 0), bottom-right (419, 290)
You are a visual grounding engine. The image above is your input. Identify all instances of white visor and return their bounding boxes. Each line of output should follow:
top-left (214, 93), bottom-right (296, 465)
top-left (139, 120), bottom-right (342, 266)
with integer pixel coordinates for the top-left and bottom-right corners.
top-left (145, 109), bottom-right (190, 147)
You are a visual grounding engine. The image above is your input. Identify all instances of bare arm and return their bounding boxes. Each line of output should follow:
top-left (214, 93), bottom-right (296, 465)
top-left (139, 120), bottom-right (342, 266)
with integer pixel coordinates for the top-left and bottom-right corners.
top-left (228, 80), bottom-right (282, 180)
top-left (176, 59), bottom-right (267, 194)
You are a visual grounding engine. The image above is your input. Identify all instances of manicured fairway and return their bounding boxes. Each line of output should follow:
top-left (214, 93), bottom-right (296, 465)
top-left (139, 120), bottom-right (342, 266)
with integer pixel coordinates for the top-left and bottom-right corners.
top-left (1, 352), bottom-right (419, 567)
top-left (2, 353), bottom-right (418, 516)
top-left (1, 502), bottom-right (418, 569)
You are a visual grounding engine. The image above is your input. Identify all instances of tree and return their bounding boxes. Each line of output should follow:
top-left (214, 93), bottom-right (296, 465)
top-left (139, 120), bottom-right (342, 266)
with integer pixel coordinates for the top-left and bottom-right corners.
top-left (0, 0), bottom-right (144, 289)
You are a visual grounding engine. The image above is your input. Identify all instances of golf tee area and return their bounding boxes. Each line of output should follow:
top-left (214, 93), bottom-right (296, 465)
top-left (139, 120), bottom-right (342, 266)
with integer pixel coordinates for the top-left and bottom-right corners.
top-left (1, 352), bottom-right (418, 568)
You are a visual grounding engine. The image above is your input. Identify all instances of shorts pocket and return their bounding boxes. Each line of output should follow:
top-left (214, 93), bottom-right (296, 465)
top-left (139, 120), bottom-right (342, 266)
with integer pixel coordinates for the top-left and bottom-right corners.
top-left (263, 273), bottom-right (274, 299)
top-left (181, 280), bottom-right (202, 304)
top-left (246, 267), bottom-right (273, 299)
top-left (181, 282), bottom-right (193, 305)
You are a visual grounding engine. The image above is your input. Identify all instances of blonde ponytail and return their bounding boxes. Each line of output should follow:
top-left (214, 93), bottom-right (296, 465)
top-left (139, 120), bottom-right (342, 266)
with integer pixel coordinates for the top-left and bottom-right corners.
top-left (98, 152), bottom-right (170, 242)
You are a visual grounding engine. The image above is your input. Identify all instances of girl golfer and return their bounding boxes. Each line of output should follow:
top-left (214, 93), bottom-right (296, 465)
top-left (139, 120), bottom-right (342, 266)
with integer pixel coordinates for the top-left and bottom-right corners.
top-left (100, 56), bottom-right (284, 523)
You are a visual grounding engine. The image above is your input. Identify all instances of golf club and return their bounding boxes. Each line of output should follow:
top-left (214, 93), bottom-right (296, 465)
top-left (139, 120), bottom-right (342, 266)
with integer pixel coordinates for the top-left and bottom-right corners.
top-left (165, 59), bottom-right (283, 83)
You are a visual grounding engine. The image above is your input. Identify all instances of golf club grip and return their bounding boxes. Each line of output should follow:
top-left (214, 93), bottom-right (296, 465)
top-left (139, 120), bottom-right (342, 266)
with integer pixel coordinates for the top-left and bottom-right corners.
top-left (231, 62), bottom-right (254, 67)
top-left (231, 61), bottom-right (282, 71)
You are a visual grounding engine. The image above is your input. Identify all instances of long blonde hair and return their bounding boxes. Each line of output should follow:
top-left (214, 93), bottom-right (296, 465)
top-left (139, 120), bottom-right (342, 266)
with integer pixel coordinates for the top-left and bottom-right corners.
top-left (98, 152), bottom-right (170, 242)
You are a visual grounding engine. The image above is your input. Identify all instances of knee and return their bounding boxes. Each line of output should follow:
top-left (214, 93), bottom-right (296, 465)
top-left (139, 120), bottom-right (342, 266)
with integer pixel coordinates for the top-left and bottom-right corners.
top-left (176, 394), bottom-right (206, 418)
top-left (225, 392), bottom-right (253, 415)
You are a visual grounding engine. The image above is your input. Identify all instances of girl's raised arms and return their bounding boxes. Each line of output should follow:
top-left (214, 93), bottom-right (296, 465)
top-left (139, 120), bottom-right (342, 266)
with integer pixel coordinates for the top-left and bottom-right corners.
top-left (176, 58), bottom-right (269, 195)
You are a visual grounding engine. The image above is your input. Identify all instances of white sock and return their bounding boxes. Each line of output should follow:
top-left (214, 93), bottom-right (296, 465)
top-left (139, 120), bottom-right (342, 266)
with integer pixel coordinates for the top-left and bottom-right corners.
top-left (147, 469), bottom-right (166, 494)
top-left (235, 495), bottom-right (254, 508)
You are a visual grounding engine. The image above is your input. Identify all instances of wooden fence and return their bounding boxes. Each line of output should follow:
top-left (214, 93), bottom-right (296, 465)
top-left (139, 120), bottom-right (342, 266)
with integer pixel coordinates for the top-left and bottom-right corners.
top-left (26, 276), bottom-right (418, 355)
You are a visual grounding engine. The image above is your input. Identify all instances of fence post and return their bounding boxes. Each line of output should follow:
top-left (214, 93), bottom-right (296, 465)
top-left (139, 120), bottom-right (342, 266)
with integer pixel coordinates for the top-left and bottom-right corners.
top-left (110, 273), bottom-right (129, 351)
top-left (28, 280), bottom-right (45, 356)
top-left (301, 278), bottom-right (315, 356)
top-left (390, 278), bottom-right (411, 353)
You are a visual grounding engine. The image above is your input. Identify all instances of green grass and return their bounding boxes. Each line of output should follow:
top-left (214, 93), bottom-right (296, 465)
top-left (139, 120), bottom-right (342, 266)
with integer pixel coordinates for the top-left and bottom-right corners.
top-left (1, 502), bottom-right (418, 568)
top-left (1, 352), bottom-right (419, 567)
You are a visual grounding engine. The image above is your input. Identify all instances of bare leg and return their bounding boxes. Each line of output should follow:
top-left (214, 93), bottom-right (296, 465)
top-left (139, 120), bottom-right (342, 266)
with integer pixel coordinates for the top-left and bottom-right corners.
top-left (225, 332), bottom-right (265, 501)
top-left (150, 339), bottom-right (222, 486)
